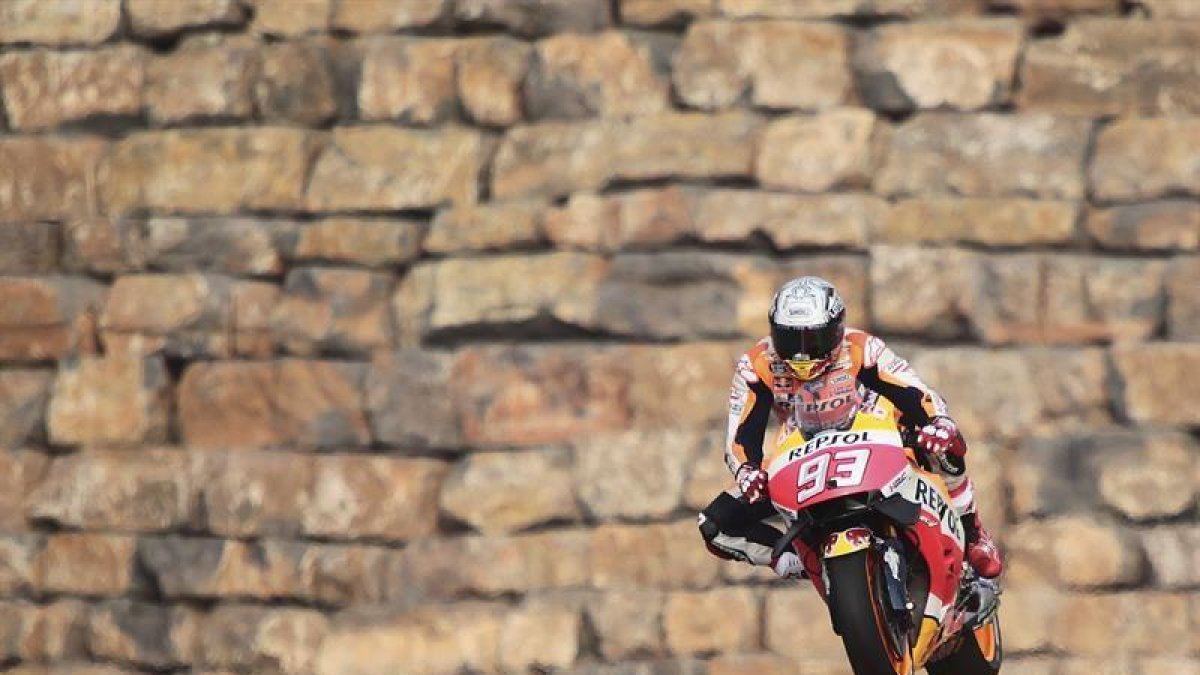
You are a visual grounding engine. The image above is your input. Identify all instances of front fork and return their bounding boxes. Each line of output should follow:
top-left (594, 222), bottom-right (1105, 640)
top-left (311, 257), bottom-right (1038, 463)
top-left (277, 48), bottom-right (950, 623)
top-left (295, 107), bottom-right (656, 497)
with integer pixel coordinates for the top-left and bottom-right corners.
top-left (821, 528), bottom-right (913, 635)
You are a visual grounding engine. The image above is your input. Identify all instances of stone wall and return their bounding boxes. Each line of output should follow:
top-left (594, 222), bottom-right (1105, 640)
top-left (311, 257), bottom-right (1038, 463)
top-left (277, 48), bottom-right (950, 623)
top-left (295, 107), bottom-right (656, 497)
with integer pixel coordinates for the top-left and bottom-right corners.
top-left (0, 0), bottom-right (1197, 673)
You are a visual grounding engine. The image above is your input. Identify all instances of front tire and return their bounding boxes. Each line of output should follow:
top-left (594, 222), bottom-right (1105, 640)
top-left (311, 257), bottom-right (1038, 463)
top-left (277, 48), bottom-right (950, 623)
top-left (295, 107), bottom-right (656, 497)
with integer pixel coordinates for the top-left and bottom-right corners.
top-left (927, 614), bottom-right (1003, 675)
top-left (826, 549), bottom-right (914, 675)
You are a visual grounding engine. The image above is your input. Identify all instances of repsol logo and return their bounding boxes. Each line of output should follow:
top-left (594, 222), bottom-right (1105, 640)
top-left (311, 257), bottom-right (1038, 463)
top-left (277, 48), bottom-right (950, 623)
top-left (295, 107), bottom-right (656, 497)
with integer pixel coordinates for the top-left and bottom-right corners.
top-left (913, 478), bottom-right (962, 541)
top-left (788, 431), bottom-right (872, 460)
top-left (798, 393), bottom-right (855, 413)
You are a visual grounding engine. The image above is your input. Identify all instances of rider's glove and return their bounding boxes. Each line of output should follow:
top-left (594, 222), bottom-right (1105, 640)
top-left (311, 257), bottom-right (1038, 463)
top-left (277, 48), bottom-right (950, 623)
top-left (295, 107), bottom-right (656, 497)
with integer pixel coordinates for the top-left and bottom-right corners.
top-left (735, 462), bottom-right (768, 504)
top-left (917, 416), bottom-right (967, 461)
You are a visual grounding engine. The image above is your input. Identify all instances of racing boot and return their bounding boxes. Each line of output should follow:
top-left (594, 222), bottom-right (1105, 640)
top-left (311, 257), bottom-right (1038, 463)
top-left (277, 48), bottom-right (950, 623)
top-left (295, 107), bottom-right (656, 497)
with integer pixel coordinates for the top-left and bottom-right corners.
top-left (962, 512), bottom-right (1002, 578)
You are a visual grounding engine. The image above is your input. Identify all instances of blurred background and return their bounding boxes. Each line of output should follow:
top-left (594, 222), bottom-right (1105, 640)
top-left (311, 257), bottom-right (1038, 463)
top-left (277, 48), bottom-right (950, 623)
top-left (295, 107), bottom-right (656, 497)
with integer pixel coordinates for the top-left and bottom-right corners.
top-left (0, 0), bottom-right (1197, 673)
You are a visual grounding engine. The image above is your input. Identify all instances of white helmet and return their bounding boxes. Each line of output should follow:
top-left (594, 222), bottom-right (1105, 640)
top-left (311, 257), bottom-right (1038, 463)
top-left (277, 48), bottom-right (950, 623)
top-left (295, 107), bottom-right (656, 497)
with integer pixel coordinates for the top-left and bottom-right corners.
top-left (768, 276), bottom-right (846, 380)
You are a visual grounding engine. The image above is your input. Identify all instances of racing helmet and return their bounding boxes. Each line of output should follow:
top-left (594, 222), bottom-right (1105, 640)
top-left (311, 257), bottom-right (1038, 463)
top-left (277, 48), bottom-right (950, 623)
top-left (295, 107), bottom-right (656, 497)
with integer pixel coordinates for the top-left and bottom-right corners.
top-left (768, 276), bottom-right (846, 380)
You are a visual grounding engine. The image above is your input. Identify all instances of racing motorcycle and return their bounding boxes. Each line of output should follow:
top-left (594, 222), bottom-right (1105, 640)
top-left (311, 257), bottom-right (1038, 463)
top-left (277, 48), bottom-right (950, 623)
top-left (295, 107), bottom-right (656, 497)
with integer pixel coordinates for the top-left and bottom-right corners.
top-left (765, 397), bottom-right (1002, 675)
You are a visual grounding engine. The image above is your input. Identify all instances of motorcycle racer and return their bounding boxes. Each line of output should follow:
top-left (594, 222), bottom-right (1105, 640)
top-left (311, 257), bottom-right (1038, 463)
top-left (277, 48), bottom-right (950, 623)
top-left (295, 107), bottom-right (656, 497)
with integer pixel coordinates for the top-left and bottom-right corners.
top-left (698, 276), bottom-right (1003, 580)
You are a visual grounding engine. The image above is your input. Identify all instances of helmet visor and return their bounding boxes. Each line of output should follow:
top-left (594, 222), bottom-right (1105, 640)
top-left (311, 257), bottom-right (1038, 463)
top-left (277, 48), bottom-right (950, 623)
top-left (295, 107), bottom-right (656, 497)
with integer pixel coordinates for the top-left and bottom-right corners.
top-left (771, 321), bottom-right (843, 362)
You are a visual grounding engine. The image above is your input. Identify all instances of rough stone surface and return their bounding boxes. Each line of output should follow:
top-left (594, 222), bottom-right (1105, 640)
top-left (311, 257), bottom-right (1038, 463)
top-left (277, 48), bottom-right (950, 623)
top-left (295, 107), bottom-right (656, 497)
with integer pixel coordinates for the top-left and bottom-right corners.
top-left (455, 36), bottom-right (531, 127)
top-left (252, 0), bottom-right (332, 35)
top-left (877, 113), bottom-right (1091, 198)
top-left (271, 267), bottom-right (394, 355)
top-left (1167, 257), bottom-right (1200, 340)
top-left (1090, 118), bottom-right (1200, 201)
top-left (1113, 344), bottom-right (1200, 426)
top-left (1142, 527), bottom-right (1200, 588)
top-left (884, 198), bottom-right (1078, 246)
top-left (1020, 21), bottom-right (1200, 115)
top-left (0, 370), bottom-right (53, 447)
top-left (35, 533), bottom-right (135, 596)
top-left (256, 40), bottom-right (339, 125)
top-left (366, 349), bottom-right (461, 449)
top-left (305, 455), bottom-right (449, 541)
top-left (622, 0), bottom-right (715, 25)
top-left (359, 38), bottom-right (459, 124)
top-left (0, 222), bottom-right (60, 273)
top-left (0, 137), bottom-right (107, 224)
top-left (525, 32), bottom-right (669, 119)
top-left (590, 520), bottom-right (721, 589)
top-left (1097, 434), bottom-right (1197, 520)
top-left (717, 0), bottom-right (980, 17)
top-left (440, 450), bottom-right (579, 534)
top-left (197, 605), bottom-right (328, 674)
top-left (46, 355), bottom-right (169, 446)
top-left (499, 598), bottom-right (581, 672)
top-left (756, 110), bottom-right (885, 191)
top-left (102, 129), bottom-right (317, 215)
top-left (664, 588), bottom-right (759, 655)
top-left (307, 127), bottom-right (481, 210)
top-left (179, 360), bottom-right (370, 449)
top-left (1087, 202), bottom-right (1200, 251)
top-left (493, 113), bottom-right (762, 199)
top-left (331, 0), bottom-right (448, 32)
top-left (575, 431), bottom-right (696, 519)
top-left (0, 452), bottom-right (49, 531)
top-left (0, 277), bottom-right (107, 362)
top-left (856, 19), bottom-right (1023, 111)
top-left (588, 590), bottom-right (666, 660)
top-left (127, 0), bottom-right (244, 37)
top-left (88, 600), bottom-right (198, 669)
top-left (424, 200), bottom-right (544, 253)
top-left (293, 218), bottom-right (425, 267)
top-left (0, 47), bottom-right (144, 130)
top-left (674, 20), bottom-right (851, 110)
top-left (145, 36), bottom-right (258, 124)
top-left (454, 0), bottom-right (612, 37)
top-left (0, 0), bottom-right (121, 45)
top-left (764, 588), bottom-right (849, 660)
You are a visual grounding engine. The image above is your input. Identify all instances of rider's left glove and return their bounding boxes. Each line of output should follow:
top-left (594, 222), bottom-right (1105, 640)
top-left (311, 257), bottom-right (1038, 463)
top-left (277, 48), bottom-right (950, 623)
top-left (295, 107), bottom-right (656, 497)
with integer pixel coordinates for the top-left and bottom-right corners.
top-left (917, 416), bottom-right (967, 462)
top-left (734, 462), bottom-right (768, 504)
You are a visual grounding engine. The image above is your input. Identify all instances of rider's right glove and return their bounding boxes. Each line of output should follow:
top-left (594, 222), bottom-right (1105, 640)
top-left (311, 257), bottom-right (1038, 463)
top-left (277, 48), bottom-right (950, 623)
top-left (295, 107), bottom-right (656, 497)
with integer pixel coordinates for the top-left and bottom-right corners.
top-left (735, 462), bottom-right (768, 504)
top-left (917, 416), bottom-right (967, 470)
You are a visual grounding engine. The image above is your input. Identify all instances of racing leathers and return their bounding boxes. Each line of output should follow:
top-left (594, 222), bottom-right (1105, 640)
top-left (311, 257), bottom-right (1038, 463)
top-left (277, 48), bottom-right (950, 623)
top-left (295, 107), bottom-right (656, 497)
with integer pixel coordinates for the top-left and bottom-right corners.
top-left (697, 327), bottom-right (1002, 578)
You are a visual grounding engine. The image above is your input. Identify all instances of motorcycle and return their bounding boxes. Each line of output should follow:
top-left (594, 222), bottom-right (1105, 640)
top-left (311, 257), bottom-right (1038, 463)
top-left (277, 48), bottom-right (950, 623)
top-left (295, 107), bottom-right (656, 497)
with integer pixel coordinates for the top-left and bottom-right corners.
top-left (764, 398), bottom-right (1002, 675)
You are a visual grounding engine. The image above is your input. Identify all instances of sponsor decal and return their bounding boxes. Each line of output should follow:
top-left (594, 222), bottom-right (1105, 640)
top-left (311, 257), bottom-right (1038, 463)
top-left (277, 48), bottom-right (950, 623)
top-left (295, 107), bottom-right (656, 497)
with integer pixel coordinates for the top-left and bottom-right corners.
top-left (913, 477), bottom-right (963, 542)
top-left (788, 430), bottom-right (872, 460)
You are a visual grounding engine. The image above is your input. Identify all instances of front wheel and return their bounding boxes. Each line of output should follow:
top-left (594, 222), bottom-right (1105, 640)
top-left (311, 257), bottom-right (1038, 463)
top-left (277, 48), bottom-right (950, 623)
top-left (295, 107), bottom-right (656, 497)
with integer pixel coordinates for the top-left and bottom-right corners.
top-left (826, 549), bottom-right (914, 675)
top-left (927, 614), bottom-right (1003, 675)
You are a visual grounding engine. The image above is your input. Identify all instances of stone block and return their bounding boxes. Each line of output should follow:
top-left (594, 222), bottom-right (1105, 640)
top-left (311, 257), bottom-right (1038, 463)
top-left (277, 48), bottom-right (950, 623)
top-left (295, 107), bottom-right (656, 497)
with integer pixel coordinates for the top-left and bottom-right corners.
top-left (1000, 582), bottom-right (1060, 652)
top-left (575, 431), bottom-right (697, 519)
top-left (0, 137), bottom-right (107, 223)
top-left (61, 218), bottom-right (129, 274)
top-left (1024, 347), bottom-right (1111, 428)
top-left (305, 455), bottom-right (448, 541)
top-left (1025, 516), bottom-right (1143, 588)
top-left (0, 534), bottom-right (41, 594)
top-left (424, 200), bottom-right (543, 253)
top-left (255, 39), bottom-right (338, 125)
top-left (717, 0), bottom-right (979, 17)
top-left (674, 20), bottom-right (850, 110)
top-left (35, 533), bottom-right (134, 596)
top-left (987, 0), bottom-right (1117, 16)
top-left (492, 113), bottom-right (761, 199)
top-left (46, 355), bottom-right (169, 446)
top-left (331, 0), bottom-right (448, 31)
top-left (590, 520), bottom-right (721, 589)
top-left (293, 218), bottom-right (425, 267)
top-left (756, 109), bottom-right (885, 191)
top-left (252, 0), bottom-right (332, 35)
top-left (1112, 343), bottom-right (1200, 426)
top-left (909, 348), bottom-right (1039, 440)
top-left (1050, 593), bottom-right (1191, 656)
top-left (624, 342), bottom-right (743, 430)
top-left (870, 245), bottom-right (975, 337)
top-left (271, 267), bottom-right (393, 355)
top-left (883, 199), bottom-right (1078, 246)
top-left (1142, 527), bottom-right (1200, 588)
top-left (358, 37), bottom-right (459, 124)
top-left (103, 128), bottom-right (317, 215)
top-left (764, 588), bottom-right (847, 660)
top-left (455, 36), bottom-right (531, 127)
top-left (1141, 0), bottom-right (1200, 16)
top-left (0, 277), bottom-right (106, 362)
top-left (454, 0), bottom-right (612, 36)
top-left (453, 345), bottom-right (630, 446)
top-left (1097, 433), bottom-right (1196, 520)
top-left (440, 450), bottom-right (578, 534)
top-left (423, 253), bottom-right (609, 333)
top-left (127, 0), bottom-right (244, 37)
top-left (499, 598), bottom-right (581, 671)
top-left (88, 600), bottom-right (198, 669)
top-left (664, 588), bottom-right (760, 654)
top-left (366, 349), bottom-right (460, 448)
top-left (543, 187), bottom-right (692, 252)
top-left (0, 370), bottom-right (52, 446)
top-left (1020, 20), bottom-right (1200, 115)
top-left (136, 216), bottom-right (294, 275)
top-left (696, 191), bottom-right (882, 252)
top-left (0, 0), bottom-right (120, 45)
top-left (525, 32), bottom-right (669, 119)
top-left (1168, 256), bottom-right (1200, 339)
top-left (315, 603), bottom-right (505, 675)
top-left (878, 113), bottom-right (1090, 198)
top-left (27, 449), bottom-right (193, 531)
top-left (179, 360), bottom-right (369, 449)
top-left (0, 451), bottom-right (48, 531)
top-left (307, 126), bottom-right (481, 210)
top-left (587, 589), bottom-right (665, 660)
top-left (192, 450), bottom-right (314, 537)
top-left (855, 19), bottom-right (1021, 112)
top-left (1090, 118), bottom-right (1200, 201)
top-left (0, 599), bottom-right (91, 662)
top-left (197, 605), bottom-right (328, 675)
top-left (594, 253), bottom-right (743, 339)
top-left (707, 654), bottom-right (799, 675)
top-left (621, 0), bottom-right (715, 25)
top-left (0, 222), bottom-right (59, 273)
top-left (145, 36), bottom-right (258, 124)
top-left (0, 46), bottom-right (143, 130)
top-left (1088, 202), bottom-right (1200, 251)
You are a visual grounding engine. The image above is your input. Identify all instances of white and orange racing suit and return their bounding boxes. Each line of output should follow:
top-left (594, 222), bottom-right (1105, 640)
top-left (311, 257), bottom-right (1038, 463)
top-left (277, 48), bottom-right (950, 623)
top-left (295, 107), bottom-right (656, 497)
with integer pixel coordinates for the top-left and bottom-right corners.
top-left (699, 328), bottom-right (980, 566)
